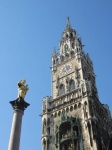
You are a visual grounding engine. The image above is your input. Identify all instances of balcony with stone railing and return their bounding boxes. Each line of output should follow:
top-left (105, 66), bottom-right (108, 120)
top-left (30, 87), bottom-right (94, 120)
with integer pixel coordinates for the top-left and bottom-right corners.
top-left (51, 88), bottom-right (82, 110)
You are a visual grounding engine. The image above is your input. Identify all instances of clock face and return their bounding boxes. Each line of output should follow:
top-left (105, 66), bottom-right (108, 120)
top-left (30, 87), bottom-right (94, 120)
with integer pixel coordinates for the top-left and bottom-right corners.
top-left (60, 64), bottom-right (72, 74)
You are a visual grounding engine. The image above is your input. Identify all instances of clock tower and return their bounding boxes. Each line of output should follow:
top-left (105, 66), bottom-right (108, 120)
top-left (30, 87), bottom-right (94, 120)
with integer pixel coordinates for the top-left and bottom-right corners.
top-left (41, 18), bottom-right (112, 150)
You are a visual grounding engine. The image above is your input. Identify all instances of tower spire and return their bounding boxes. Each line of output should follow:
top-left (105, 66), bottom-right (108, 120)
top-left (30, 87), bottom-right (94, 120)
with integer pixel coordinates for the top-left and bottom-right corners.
top-left (53, 47), bottom-right (56, 55)
top-left (66, 17), bottom-right (72, 29)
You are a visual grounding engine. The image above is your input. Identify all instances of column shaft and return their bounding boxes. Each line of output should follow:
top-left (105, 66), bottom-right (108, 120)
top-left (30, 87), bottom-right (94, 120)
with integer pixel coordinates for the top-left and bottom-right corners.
top-left (8, 109), bottom-right (24, 150)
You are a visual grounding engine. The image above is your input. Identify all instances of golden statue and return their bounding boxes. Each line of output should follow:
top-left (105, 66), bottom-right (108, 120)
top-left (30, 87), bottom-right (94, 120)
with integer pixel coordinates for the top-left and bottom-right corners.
top-left (18, 80), bottom-right (29, 99)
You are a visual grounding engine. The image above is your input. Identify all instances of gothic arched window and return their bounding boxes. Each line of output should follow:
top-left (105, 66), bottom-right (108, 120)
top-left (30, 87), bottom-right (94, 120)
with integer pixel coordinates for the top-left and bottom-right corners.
top-left (72, 43), bottom-right (74, 49)
top-left (47, 118), bottom-right (50, 126)
top-left (88, 123), bottom-right (93, 147)
top-left (66, 33), bottom-right (68, 38)
top-left (43, 118), bottom-right (47, 134)
top-left (64, 44), bottom-right (68, 54)
top-left (69, 80), bottom-right (75, 92)
top-left (43, 118), bottom-right (46, 126)
top-left (70, 32), bottom-right (73, 38)
top-left (43, 139), bottom-right (46, 150)
top-left (59, 84), bottom-right (65, 96)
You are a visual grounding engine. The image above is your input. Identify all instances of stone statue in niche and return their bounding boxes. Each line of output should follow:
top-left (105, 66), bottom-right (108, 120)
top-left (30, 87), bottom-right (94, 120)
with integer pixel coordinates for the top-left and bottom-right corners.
top-left (18, 80), bottom-right (29, 99)
top-left (81, 81), bottom-right (86, 94)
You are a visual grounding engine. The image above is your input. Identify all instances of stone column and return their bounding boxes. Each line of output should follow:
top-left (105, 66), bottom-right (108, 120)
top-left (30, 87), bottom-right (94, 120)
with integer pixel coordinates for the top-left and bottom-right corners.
top-left (8, 98), bottom-right (30, 150)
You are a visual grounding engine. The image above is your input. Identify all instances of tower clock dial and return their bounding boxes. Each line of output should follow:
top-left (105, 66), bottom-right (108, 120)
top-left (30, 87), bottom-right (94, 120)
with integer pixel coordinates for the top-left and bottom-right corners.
top-left (60, 63), bottom-right (72, 74)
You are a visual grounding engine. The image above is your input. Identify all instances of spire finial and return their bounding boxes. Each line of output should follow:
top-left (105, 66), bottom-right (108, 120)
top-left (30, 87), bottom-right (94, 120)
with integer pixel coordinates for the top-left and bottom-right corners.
top-left (52, 47), bottom-right (57, 56)
top-left (66, 17), bottom-right (71, 29)
top-left (54, 47), bottom-right (56, 54)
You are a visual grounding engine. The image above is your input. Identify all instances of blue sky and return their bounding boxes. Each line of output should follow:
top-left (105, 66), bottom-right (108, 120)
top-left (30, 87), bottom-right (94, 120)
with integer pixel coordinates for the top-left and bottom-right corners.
top-left (0, 0), bottom-right (112, 149)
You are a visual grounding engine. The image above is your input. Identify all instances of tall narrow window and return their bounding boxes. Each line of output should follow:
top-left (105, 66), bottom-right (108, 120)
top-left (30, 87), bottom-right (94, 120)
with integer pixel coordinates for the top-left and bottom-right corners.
top-left (47, 127), bottom-right (50, 135)
top-left (70, 32), bottom-right (73, 38)
top-left (72, 43), bottom-right (74, 49)
top-left (47, 139), bottom-right (49, 150)
top-left (66, 34), bottom-right (68, 38)
top-left (53, 60), bottom-right (55, 64)
top-left (59, 84), bottom-right (65, 96)
top-left (69, 80), bottom-right (75, 91)
top-left (88, 123), bottom-right (93, 147)
top-left (43, 118), bottom-right (46, 134)
top-left (65, 44), bottom-right (68, 55)
top-left (43, 139), bottom-right (46, 150)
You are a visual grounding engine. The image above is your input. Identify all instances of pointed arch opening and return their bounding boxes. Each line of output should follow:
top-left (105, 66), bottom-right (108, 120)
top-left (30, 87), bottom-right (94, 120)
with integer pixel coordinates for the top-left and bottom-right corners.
top-left (58, 111), bottom-right (61, 116)
top-left (59, 84), bottom-right (65, 96)
top-left (43, 118), bottom-right (47, 134)
top-left (66, 34), bottom-right (68, 38)
top-left (64, 44), bottom-right (69, 56)
top-left (87, 123), bottom-right (93, 147)
top-left (43, 138), bottom-right (46, 150)
top-left (58, 118), bottom-right (81, 150)
top-left (70, 32), bottom-right (73, 38)
top-left (72, 43), bottom-right (74, 49)
top-left (55, 115), bottom-right (83, 150)
top-left (69, 80), bottom-right (75, 92)
top-left (60, 55), bottom-right (64, 62)
top-left (60, 122), bottom-right (71, 141)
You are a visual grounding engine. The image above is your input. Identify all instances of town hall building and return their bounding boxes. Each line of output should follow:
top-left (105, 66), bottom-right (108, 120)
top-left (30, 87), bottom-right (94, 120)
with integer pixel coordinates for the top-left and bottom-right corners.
top-left (41, 18), bottom-right (112, 150)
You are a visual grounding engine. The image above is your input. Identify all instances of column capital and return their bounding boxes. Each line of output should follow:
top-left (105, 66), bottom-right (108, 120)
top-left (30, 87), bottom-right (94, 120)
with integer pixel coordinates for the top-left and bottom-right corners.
top-left (9, 98), bottom-right (30, 111)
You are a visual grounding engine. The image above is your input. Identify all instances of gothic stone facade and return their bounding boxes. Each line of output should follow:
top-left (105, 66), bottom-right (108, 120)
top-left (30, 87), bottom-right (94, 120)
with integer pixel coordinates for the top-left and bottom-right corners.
top-left (41, 19), bottom-right (112, 150)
